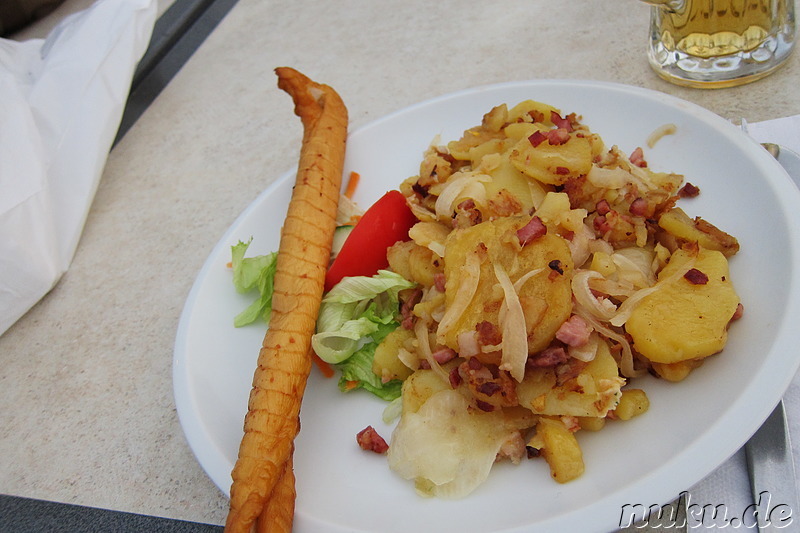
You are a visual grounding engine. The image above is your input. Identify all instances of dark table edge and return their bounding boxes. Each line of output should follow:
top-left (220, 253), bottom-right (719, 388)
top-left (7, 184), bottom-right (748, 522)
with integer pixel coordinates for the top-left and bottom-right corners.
top-left (113, 0), bottom-right (241, 147)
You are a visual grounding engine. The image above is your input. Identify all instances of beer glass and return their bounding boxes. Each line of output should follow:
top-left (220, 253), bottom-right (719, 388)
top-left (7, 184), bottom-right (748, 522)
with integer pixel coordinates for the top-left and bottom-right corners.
top-left (643, 0), bottom-right (796, 88)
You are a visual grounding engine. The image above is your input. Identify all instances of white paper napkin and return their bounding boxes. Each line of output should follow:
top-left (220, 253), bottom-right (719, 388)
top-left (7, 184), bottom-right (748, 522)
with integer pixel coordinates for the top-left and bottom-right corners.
top-left (747, 115), bottom-right (800, 156)
top-left (0, 0), bottom-right (157, 336)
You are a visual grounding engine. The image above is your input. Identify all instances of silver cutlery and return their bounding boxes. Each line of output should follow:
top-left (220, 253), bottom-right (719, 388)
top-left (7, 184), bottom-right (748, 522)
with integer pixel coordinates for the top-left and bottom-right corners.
top-left (745, 401), bottom-right (799, 531)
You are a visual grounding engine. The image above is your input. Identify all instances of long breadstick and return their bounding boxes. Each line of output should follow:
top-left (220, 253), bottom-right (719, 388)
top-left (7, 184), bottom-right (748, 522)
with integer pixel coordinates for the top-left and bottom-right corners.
top-left (256, 449), bottom-right (296, 533)
top-left (224, 67), bottom-right (348, 533)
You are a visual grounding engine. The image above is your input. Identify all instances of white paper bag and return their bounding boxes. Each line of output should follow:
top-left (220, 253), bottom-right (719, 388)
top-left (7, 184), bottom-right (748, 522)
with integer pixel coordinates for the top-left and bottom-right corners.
top-left (0, 0), bottom-right (157, 335)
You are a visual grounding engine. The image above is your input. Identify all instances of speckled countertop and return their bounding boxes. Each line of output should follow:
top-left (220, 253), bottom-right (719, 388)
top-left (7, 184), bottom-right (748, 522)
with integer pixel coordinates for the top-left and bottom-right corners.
top-left (2, 0), bottom-right (800, 530)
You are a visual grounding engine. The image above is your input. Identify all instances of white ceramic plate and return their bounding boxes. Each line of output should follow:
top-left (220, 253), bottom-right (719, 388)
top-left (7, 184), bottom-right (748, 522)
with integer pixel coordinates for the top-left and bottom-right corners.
top-left (173, 80), bottom-right (800, 533)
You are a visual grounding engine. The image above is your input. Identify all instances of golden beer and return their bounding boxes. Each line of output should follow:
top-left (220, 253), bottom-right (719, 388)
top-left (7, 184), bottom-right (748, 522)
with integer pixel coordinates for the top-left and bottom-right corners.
top-left (646, 0), bottom-right (796, 88)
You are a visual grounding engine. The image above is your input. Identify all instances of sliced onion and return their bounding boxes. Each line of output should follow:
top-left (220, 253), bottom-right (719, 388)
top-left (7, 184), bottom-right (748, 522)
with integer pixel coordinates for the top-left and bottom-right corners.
top-left (569, 332), bottom-right (599, 362)
top-left (600, 146), bottom-right (655, 192)
top-left (336, 194), bottom-right (364, 225)
top-left (513, 267), bottom-right (544, 292)
top-left (575, 306), bottom-right (642, 378)
top-left (457, 331), bottom-right (480, 357)
top-left (647, 123), bottom-right (677, 149)
top-left (572, 270), bottom-right (617, 321)
top-left (568, 224), bottom-right (594, 267)
top-left (417, 286), bottom-right (446, 323)
top-left (428, 241), bottom-right (446, 258)
top-left (611, 249), bottom-right (655, 289)
top-left (588, 276), bottom-right (635, 299)
top-left (398, 346), bottom-right (421, 371)
top-left (588, 234), bottom-right (614, 256)
top-left (608, 286), bottom-right (660, 327)
top-left (492, 262), bottom-right (528, 382)
top-left (609, 255), bottom-right (696, 327)
top-left (623, 158), bottom-right (657, 191)
top-left (586, 165), bottom-right (631, 189)
top-left (437, 250), bottom-right (481, 338)
top-left (415, 319), bottom-right (450, 383)
top-left (434, 172), bottom-right (491, 219)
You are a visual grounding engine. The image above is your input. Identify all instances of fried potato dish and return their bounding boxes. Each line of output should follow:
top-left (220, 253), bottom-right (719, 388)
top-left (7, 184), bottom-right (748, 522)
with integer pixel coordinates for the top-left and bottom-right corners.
top-left (365, 99), bottom-right (743, 496)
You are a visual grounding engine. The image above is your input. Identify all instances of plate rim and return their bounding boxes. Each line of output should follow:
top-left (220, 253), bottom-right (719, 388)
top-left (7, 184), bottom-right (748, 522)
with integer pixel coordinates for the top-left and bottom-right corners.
top-left (173, 78), bottom-right (800, 533)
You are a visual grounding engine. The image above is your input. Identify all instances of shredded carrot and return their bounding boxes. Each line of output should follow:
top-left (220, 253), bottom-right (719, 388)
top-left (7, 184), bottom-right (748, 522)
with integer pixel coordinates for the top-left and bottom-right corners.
top-left (344, 171), bottom-right (360, 199)
top-left (344, 380), bottom-right (359, 391)
top-left (311, 350), bottom-right (335, 379)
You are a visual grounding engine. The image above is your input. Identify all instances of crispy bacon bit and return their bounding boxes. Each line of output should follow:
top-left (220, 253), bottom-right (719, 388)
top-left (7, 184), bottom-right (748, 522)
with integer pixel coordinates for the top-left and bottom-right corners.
top-left (432, 347), bottom-right (456, 364)
top-left (630, 147), bottom-right (647, 167)
top-left (555, 315), bottom-right (592, 347)
top-left (529, 109), bottom-right (546, 123)
top-left (694, 217), bottom-right (739, 256)
top-left (678, 182), bottom-right (700, 198)
top-left (546, 128), bottom-right (571, 146)
top-left (454, 198), bottom-right (483, 228)
top-left (528, 130), bottom-right (547, 147)
top-left (478, 381), bottom-right (502, 396)
top-left (468, 356), bottom-right (485, 371)
top-left (457, 198), bottom-right (478, 213)
top-left (356, 426), bottom-right (389, 454)
top-left (476, 320), bottom-right (502, 346)
top-left (517, 216), bottom-right (547, 246)
top-left (400, 288), bottom-right (423, 329)
top-left (459, 358), bottom-right (518, 409)
top-left (528, 127), bottom-right (572, 148)
top-left (684, 268), bottom-right (709, 285)
top-left (555, 358), bottom-right (589, 385)
top-left (449, 366), bottom-right (463, 388)
top-left (629, 197), bottom-right (649, 217)
top-left (548, 259), bottom-right (564, 275)
top-left (555, 166), bottom-right (570, 175)
top-left (527, 345), bottom-right (569, 367)
top-left (595, 199), bottom-right (611, 216)
top-left (593, 214), bottom-right (612, 234)
top-left (411, 182), bottom-right (429, 198)
top-left (475, 400), bottom-right (495, 412)
top-left (550, 111), bottom-right (574, 132)
top-left (433, 272), bottom-right (446, 292)
top-left (730, 303), bottom-right (744, 321)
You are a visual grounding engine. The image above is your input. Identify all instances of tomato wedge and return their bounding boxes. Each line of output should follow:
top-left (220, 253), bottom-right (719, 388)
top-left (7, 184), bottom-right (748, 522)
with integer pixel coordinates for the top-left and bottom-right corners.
top-left (324, 190), bottom-right (417, 291)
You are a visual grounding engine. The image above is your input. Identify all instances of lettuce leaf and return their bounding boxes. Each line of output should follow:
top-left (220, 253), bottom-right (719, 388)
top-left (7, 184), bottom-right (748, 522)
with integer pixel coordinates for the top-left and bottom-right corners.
top-left (230, 239), bottom-right (278, 327)
top-left (336, 320), bottom-right (403, 401)
top-left (229, 249), bottom-right (414, 401)
top-left (312, 270), bottom-right (415, 364)
top-left (313, 270), bottom-right (416, 401)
